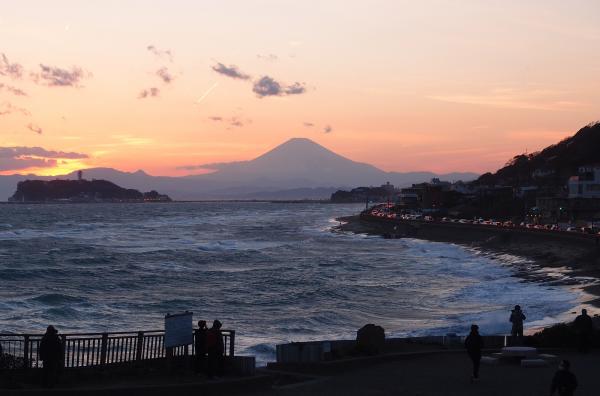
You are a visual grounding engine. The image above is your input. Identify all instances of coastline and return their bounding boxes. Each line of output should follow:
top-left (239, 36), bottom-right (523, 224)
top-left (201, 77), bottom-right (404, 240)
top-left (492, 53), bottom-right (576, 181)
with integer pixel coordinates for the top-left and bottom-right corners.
top-left (335, 214), bottom-right (600, 310)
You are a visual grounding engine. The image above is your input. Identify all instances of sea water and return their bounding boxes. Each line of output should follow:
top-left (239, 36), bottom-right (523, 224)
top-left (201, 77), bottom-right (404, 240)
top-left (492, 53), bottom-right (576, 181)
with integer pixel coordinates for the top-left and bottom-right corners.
top-left (0, 202), bottom-right (584, 363)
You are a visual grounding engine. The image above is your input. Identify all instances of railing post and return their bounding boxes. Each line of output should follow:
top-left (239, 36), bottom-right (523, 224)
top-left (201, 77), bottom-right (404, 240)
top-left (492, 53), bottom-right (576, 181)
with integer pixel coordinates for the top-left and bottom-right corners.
top-left (60, 335), bottom-right (67, 368)
top-left (100, 333), bottom-right (108, 366)
top-left (23, 335), bottom-right (30, 369)
top-left (135, 331), bottom-right (144, 361)
top-left (229, 331), bottom-right (235, 357)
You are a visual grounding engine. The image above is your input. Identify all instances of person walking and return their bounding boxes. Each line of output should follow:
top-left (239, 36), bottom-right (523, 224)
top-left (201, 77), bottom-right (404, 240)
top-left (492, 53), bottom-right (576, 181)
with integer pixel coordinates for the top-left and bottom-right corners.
top-left (510, 305), bottom-right (526, 344)
top-left (39, 325), bottom-right (63, 388)
top-left (206, 320), bottom-right (224, 379)
top-left (464, 324), bottom-right (484, 382)
top-left (194, 320), bottom-right (208, 373)
top-left (573, 309), bottom-right (594, 353)
top-left (550, 360), bottom-right (577, 396)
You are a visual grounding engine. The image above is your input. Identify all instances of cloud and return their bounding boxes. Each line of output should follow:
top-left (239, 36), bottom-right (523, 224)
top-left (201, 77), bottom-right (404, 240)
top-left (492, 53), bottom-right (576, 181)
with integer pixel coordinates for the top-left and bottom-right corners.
top-left (303, 122), bottom-right (314, 127)
top-left (0, 53), bottom-right (24, 79)
top-left (147, 45), bottom-right (173, 62)
top-left (426, 88), bottom-right (586, 111)
top-left (26, 123), bottom-right (43, 134)
top-left (138, 87), bottom-right (160, 98)
top-left (0, 83), bottom-right (27, 96)
top-left (0, 102), bottom-right (30, 117)
top-left (257, 54), bottom-right (278, 62)
top-left (252, 76), bottom-right (307, 98)
top-left (156, 67), bottom-right (174, 84)
top-left (211, 62), bottom-right (250, 80)
top-left (324, 125), bottom-right (333, 133)
top-left (32, 64), bottom-right (90, 87)
top-left (207, 115), bottom-right (248, 128)
top-left (284, 82), bottom-right (306, 95)
top-left (0, 146), bottom-right (88, 171)
top-left (229, 117), bottom-right (244, 128)
top-left (252, 76), bottom-right (281, 97)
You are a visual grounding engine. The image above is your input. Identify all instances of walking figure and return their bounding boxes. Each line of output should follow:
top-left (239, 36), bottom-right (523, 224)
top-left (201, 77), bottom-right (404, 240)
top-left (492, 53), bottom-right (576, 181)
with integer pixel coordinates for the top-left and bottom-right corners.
top-left (573, 309), bottom-right (593, 353)
top-left (550, 360), bottom-right (577, 396)
top-left (39, 325), bottom-right (63, 388)
top-left (464, 324), bottom-right (484, 382)
top-left (510, 305), bottom-right (526, 344)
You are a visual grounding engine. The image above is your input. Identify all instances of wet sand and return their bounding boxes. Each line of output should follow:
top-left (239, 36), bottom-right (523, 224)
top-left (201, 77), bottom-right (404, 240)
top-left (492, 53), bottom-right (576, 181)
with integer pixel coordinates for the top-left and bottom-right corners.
top-left (335, 215), bottom-right (600, 308)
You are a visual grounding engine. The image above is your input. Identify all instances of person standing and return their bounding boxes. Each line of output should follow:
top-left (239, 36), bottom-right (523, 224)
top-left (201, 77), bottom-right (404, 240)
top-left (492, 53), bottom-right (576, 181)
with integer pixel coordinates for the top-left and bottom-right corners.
top-left (550, 360), bottom-right (577, 396)
top-left (510, 305), bottom-right (526, 343)
top-left (39, 325), bottom-right (63, 389)
top-left (464, 324), bottom-right (484, 382)
top-left (194, 320), bottom-right (208, 373)
top-left (206, 320), bottom-right (224, 379)
top-left (573, 309), bottom-right (594, 353)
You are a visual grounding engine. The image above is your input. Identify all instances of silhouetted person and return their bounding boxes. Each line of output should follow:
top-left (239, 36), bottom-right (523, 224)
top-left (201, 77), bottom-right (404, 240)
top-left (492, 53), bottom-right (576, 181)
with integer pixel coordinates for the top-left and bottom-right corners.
top-left (510, 305), bottom-right (526, 344)
top-left (573, 309), bottom-right (593, 353)
top-left (39, 325), bottom-right (62, 388)
top-left (194, 320), bottom-right (208, 373)
top-left (464, 324), bottom-right (484, 382)
top-left (206, 320), bottom-right (224, 379)
top-left (550, 360), bottom-right (577, 396)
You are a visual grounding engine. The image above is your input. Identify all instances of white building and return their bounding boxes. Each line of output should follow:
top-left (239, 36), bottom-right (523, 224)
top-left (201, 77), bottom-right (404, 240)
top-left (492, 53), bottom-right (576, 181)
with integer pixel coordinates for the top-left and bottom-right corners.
top-left (568, 165), bottom-right (600, 198)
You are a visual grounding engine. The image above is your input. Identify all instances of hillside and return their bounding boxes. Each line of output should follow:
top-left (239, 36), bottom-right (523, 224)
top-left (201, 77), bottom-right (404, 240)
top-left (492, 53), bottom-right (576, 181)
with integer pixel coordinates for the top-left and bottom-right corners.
top-left (476, 122), bottom-right (600, 188)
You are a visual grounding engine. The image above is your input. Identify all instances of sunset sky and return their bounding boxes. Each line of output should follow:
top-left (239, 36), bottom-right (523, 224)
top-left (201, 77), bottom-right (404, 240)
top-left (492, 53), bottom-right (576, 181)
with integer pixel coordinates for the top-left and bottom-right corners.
top-left (1, 0), bottom-right (599, 176)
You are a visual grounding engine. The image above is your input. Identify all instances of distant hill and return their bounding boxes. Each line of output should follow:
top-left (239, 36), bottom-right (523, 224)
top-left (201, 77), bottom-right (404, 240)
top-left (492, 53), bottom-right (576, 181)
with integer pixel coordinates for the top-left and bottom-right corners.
top-left (475, 122), bottom-right (600, 189)
top-left (0, 138), bottom-right (478, 200)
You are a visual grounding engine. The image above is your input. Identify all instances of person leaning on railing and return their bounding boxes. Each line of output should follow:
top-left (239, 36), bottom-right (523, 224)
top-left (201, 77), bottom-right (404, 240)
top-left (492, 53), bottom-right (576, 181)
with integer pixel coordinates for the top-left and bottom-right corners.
top-left (206, 320), bottom-right (224, 379)
top-left (39, 326), bottom-right (63, 389)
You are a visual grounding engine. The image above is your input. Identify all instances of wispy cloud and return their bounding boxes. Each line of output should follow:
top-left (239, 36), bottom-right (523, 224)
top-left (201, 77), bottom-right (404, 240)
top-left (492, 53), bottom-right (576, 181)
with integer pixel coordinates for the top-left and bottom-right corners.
top-left (26, 123), bottom-right (43, 134)
top-left (426, 87), bottom-right (587, 111)
top-left (257, 54), bottom-right (278, 62)
top-left (156, 67), bottom-right (174, 84)
top-left (0, 102), bottom-right (30, 117)
top-left (0, 146), bottom-right (87, 171)
top-left (211, 62), bottom-right (250, 80)
top-left (138, 87), bottom-right (160, 99)
top-left (0, 83), bottom-right (27, 96)
top-left (32, 64), bottom-right (90, 87)
top-left (147, 45), bottom-right (173, 62)
top-left (253, 76), bottom-right (306, 98)
top-left (303, 122), bottom-right (314, 128)
top-left (0, 53), bottom-right (24, 79)
top-left (207, 115), bottom-right (249, 128)
top-left (324, 125), bottom-right (333, 134)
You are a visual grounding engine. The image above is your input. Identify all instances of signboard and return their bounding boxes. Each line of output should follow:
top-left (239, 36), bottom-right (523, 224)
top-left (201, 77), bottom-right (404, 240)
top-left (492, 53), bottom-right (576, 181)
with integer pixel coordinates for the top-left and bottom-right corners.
top-left (164, 311), bottom-right (193, 348)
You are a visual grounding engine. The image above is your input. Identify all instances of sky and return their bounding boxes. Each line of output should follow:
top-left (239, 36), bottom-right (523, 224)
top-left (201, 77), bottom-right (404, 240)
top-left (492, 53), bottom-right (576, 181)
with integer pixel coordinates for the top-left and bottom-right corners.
top-left (1, 0), bottom-right (599, 177)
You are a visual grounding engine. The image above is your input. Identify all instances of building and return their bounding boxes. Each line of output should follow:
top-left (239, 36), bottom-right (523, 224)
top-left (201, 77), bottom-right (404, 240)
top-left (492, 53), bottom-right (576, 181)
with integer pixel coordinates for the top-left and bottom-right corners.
top-left (568, 165), bottom-right (600, 198)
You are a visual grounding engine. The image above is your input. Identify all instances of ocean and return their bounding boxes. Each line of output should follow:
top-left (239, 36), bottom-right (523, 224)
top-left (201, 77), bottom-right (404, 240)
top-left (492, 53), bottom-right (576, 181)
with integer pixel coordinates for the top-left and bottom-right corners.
top-left (0, 202), bottom-right (583, 364)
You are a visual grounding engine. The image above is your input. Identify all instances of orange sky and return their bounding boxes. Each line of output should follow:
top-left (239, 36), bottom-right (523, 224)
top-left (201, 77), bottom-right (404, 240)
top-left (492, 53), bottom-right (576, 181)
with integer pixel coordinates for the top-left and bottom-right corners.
top-left (1, 0), bottom-right (599, 177)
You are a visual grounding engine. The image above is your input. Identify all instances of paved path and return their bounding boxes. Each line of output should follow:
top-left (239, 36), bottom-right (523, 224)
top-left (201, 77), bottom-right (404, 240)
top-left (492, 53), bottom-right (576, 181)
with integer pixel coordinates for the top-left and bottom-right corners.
top-left (257, 351), bottom-right (600, 396)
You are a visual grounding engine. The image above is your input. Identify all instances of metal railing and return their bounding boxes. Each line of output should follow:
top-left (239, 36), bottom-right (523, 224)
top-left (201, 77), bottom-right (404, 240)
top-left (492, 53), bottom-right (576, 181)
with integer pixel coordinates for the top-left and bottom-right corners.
top-left (0, 329), bottom-right (235, 369)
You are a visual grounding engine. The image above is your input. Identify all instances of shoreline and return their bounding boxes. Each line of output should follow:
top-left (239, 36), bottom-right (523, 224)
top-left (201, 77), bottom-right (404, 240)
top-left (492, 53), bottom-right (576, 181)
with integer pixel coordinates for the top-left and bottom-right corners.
top-left (335, 214), bottom-right (600, 312)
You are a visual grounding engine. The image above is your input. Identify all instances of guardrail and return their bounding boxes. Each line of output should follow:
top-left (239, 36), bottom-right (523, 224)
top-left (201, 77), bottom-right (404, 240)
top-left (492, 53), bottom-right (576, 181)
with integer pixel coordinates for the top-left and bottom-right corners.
top-left (0, 329), bottom-right (235, 369)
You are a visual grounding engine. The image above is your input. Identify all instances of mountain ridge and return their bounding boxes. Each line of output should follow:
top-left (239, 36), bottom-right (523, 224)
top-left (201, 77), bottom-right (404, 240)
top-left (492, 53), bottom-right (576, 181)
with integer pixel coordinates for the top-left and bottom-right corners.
top-left (0, 138), bottom-right (478, 200)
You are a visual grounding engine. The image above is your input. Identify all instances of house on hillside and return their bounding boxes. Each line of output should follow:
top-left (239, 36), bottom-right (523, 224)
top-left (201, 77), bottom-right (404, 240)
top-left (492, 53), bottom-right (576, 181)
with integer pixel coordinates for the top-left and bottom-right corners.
top-left (568, 165), bottom-right (600, 198)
